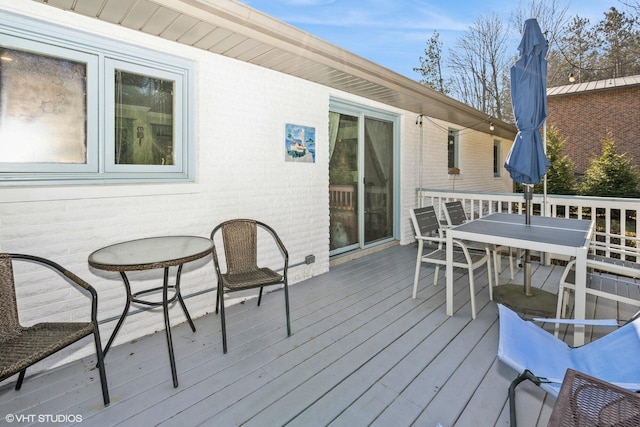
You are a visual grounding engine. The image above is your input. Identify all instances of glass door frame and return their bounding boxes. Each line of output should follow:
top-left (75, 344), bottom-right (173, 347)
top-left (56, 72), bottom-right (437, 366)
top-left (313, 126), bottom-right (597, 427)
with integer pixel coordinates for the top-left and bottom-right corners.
top-left (329, 98), bottom-right (400, 255)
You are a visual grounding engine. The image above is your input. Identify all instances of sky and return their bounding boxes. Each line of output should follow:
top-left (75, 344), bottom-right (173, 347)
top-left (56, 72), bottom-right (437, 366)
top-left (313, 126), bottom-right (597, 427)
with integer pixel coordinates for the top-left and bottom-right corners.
top-left (240, 0), bottom-right (624, 81)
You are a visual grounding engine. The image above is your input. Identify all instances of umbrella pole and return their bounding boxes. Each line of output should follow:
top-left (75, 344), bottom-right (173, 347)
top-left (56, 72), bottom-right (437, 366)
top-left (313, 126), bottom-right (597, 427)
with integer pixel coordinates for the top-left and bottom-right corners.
top-left (524, 184), bottom-right (533, 296)
top-left (494, 183), bottom-right (556, 317)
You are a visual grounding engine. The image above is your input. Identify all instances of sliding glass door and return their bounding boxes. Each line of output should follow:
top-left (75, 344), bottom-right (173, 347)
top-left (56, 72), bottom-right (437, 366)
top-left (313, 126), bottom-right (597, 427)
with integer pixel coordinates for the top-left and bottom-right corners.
top-left (329, 101), bottom-right (397, 256)
top-left (363, 117), bottom-right (393, 245)
top-left (329, 112), bottom-right (359, 253)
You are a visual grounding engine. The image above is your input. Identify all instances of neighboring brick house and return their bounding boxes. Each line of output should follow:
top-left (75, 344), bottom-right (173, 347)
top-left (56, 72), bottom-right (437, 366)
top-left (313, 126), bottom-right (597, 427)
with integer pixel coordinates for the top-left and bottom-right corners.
top-left (547, 75), bottom-right (640, 178)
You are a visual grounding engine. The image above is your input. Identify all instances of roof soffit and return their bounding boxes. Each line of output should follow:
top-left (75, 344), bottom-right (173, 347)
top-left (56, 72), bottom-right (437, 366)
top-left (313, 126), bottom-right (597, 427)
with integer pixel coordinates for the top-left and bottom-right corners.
top-left (30, 0), bottom-right (516, 139)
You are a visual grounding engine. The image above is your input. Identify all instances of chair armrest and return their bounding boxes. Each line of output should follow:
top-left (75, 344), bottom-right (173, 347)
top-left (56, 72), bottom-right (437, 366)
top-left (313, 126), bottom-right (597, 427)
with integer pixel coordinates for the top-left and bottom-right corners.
top-left (62, 269), bottom-right (93, 292)
top-left (451, 238), bottom-right (472, 253)
top-left (591, 241), bottom-right (640, 257)
top-left (563, 255), bottom-right (640, 281)
top-left (451, 237), bottom-right (490, 257)
top-left (415, 235), bottom-right (443, 244)
top-left (415, 235), bottom-right (475, 255)
top-left (256, 222), bottom-right (289, 273)
top-left (587, 255), bottom-right (640, 279)
top-left (9, 253), bottom-right (99, 323)
top-left (271, 233), bottom-right (289, 260)
top-left (591, 232), bottom-right (640, 260)
top-left (416, 234), bottom-right (472, 248)
top-left (10, 253), bottom-right (95, 294)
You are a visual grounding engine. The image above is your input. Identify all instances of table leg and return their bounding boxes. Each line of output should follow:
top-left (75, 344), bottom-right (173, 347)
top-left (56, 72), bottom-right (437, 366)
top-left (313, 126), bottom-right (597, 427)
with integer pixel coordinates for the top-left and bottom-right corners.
top-left (162, 266), bottom-right (180, 388)
top-left (175, 264), bottom-right (196, 332)
top-left (573, 246), bottom-right (588, 346)
top-left (102, 271), bottom-right (133, 357)
top-left (446, 232), bottom-right (454, 316)
top-left (102, 265), bottom-right (196, 387)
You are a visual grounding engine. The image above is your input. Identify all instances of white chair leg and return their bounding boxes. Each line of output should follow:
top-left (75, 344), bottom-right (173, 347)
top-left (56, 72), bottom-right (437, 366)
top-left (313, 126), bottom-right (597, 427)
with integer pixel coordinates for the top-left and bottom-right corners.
top-left (493, 250), bottom-right (500, 287)
top-left (554, 283), bottom-right (564, 337)
top-left (555, 259), bottom-right (576, 337)
top-left (468, 268), bottom-right (477, 319)
top-left (561, 287), bottom-right (572, 318)
top-left (554, 283), bottom-right (574, 337)
top-left (412, 241), bottom-right (423, 299)
top-left (434, 265), bottom-right (440, 287)
top-left (508, 248), bottom-right (515, 280)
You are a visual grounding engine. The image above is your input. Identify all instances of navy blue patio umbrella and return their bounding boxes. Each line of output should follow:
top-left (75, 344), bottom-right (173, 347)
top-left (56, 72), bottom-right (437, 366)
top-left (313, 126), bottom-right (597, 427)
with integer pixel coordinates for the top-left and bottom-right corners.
top-left (505, 18), bottom-right (550, 191)
top-left (497, 19), bottom-right (554, 308)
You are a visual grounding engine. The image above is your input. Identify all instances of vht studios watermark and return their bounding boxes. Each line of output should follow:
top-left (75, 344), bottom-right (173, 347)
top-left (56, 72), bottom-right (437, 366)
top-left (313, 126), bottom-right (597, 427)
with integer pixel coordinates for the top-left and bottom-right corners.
top-left (5, 414), bottom-right (83, 423)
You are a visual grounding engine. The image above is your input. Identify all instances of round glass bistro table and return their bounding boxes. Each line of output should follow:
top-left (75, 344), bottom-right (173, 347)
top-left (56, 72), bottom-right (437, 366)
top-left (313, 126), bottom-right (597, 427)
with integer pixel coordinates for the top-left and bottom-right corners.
top-left (89, 235), bottom-right (213, 388)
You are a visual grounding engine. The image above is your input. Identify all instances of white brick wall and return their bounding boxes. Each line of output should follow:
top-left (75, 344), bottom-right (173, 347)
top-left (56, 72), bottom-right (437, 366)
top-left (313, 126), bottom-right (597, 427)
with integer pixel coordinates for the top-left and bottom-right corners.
top-left (398, 117), bottom-right (514, 245)
top-left (0, 0), bottom-right (514, 374)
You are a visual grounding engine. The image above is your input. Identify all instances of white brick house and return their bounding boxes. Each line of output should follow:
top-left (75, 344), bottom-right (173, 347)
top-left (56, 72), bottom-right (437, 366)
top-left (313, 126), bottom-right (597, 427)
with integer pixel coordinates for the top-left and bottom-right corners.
top-left (0, 0), bottom-right (516, 371)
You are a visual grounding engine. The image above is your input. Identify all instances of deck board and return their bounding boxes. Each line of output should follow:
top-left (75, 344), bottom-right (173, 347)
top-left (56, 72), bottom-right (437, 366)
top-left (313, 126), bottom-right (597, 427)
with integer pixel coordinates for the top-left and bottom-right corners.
top-left (1, 243), bottom-right (638, 426)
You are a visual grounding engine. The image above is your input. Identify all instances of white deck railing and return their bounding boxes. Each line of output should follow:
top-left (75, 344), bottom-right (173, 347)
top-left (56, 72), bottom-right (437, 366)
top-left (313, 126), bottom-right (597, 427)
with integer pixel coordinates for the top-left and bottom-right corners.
top-left (417, 188), bottom-right (639, 258)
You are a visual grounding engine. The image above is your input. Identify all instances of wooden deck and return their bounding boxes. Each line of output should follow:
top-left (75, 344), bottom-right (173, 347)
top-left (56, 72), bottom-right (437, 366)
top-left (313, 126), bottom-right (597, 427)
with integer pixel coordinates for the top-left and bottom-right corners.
top-left (1, 244), bottom-right (637, 426)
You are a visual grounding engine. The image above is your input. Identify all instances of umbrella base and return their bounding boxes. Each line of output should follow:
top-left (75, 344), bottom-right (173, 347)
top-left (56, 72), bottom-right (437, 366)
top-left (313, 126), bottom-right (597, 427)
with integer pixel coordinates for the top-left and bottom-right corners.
top-left (493, 284), bottom-right (557, 318)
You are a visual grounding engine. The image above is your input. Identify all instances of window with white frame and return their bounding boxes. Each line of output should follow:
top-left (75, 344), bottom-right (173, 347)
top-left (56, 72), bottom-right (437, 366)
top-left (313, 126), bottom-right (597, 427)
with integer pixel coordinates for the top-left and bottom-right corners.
top-left (493, 140), bottom-right (501, 177)
top-left (0, 13), bottom-right (193, 185)
top-left (447, 129), bottom-right (459, 172)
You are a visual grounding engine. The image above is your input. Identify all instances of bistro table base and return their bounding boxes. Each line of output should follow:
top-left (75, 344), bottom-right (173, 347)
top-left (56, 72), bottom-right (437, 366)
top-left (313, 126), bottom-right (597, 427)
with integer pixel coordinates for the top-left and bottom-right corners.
top-left (102, 266), bottom-right (196, 388)
top-left (493, 283), bottom-right (557, 318)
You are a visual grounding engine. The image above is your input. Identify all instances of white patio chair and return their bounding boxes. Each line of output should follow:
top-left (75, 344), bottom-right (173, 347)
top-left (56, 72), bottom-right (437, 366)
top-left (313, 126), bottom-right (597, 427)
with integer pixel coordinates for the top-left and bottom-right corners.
top-left (556, 231), bottom-right (640, 325)
top-left (442, 200), bottom-right (517, 284)
top-left (497, 304), bottom-right (640, 427)
top-left (410, 206), bottom-right (492, 319)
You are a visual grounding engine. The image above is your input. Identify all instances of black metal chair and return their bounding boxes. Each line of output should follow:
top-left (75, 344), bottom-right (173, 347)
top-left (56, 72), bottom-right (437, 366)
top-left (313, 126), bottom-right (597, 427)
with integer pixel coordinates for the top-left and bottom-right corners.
top-left (210, 219), bottom-right (291, 353)
top-left (0, 253), bottom-right (109, 406)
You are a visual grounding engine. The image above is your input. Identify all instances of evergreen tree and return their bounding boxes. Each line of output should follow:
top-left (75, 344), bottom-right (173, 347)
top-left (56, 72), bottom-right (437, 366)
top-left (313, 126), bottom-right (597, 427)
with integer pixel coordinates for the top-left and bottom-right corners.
top-left (413, 31), bottom-right (450, 94)
top-left (593, 7), bottom-right (640, 79)
top-left (549, 16), bottom-right (599, 85)
top-left (533, 126), bottom-right (576, 194)
top-left (579, 137), bottom-right (640, 197)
